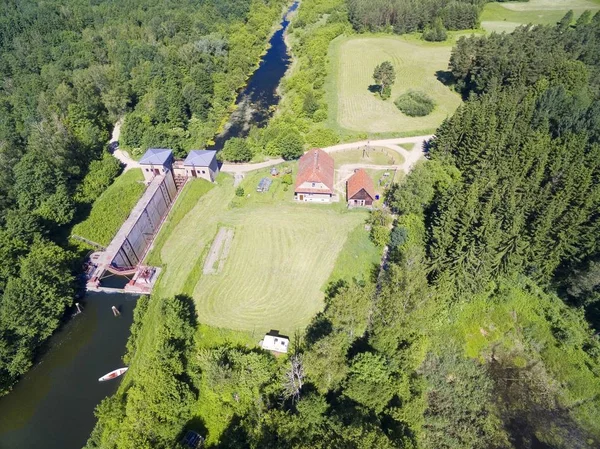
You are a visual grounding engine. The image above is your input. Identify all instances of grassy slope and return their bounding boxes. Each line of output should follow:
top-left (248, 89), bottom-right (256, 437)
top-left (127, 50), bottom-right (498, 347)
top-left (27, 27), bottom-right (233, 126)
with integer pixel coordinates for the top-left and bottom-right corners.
top-left (145, 177), bottom-right (216, 266)
top-left (326, 35), bottom-right (463, 136)
top-left (481, 0), bottom-right (600, 33)
top-left (328, 223), bottom-right (381, 285)
top-left (71, 169), bottom-right (145, 246)
top-left (151, 167), bottom-right (368, 335)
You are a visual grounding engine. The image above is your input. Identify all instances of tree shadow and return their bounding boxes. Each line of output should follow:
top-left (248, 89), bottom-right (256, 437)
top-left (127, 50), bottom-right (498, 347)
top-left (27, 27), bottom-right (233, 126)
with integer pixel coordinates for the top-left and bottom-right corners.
top-left (214, 415), bottom-right (251, 449)
top-left (435, 70), bottom-right (455, 87)
top-left (304, 312), bottom-right (332, 347)
top-left (178, 416), bottom-right (208, 448)
top-left (368, 84), bottom-right (381, 94)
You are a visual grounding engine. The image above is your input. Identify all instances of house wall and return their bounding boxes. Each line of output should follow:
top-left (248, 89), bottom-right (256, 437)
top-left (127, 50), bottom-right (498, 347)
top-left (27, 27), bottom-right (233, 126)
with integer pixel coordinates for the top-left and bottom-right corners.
top-left (348, 188), bottom-right (373, 207)
top-left (141, 163), bottom-right (170, 183)
top-left (261, 336), bottom-right (289, 353)
top-left (295, 192), bottom-right (332, 203)
top-left (348, 198), bottom-right (373, 207)
top-left (185, 166), bottom-right (215, 182)
top-left (173, 166), bottom-right (186, 177)
top-left (297, 181), bottom-right (329, 192)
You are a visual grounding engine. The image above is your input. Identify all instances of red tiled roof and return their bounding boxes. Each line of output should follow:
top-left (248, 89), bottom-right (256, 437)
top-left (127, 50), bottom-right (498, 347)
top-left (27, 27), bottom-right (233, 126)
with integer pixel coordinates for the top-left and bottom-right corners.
top-left (295, 149), bottom-right (334, 194)
top-left (347, 169), bottom-right (375, 200)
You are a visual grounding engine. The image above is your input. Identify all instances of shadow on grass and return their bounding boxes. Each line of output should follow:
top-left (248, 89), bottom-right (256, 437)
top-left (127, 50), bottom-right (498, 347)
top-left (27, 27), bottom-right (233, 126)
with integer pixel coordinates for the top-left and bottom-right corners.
top-left (435, 70), bottom-right (455, 87)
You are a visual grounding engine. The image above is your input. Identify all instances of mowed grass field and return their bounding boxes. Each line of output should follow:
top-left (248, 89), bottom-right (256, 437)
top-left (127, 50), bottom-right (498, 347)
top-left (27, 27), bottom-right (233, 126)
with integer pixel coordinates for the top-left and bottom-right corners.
top-left (328, 35), bottom-right (463, 135)
top-left (149, 169), bottom-right (372, 335)
top-left (481, 0), bottom-right (600, 33)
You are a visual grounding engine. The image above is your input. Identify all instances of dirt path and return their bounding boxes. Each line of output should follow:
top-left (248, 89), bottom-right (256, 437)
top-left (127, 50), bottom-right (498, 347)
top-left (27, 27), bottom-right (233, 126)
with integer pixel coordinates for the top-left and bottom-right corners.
top-left (329, 135), bottom-right (432, 195)
top-left (203, 228), bottom-right (235, 275)
top-left (110, 119), bottom-right (140, 172)
top-left (219, 135), bottom-right (432, 175)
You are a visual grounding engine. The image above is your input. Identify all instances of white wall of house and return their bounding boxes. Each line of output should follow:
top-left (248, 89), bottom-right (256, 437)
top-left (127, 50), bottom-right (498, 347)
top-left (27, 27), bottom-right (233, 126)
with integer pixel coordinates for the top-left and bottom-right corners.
top-left (261, 335), bottom-right (289, 353)
top-left (185, 166), bottom-right (215, 182)
top-left (295, 192), bottom-right (332, 203)
top-left (141, 164), bottom-right (168, 183)
top-left (297, 181), bottom-right (329, 191)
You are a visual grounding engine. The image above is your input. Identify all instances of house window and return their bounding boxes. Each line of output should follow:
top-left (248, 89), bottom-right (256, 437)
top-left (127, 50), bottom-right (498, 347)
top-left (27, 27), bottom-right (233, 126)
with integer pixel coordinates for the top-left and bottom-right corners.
top-left (145, 168), bottom-right (149, 172)
top-left (202, 170), bottom-right (206, 174)
top-left (312, 182), bottom-right (315, 187)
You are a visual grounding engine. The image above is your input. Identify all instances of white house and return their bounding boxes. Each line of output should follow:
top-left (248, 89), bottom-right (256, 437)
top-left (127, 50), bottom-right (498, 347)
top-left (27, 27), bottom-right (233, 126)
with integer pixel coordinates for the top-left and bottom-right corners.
top-left (261, 332), bottom-right (289, 353)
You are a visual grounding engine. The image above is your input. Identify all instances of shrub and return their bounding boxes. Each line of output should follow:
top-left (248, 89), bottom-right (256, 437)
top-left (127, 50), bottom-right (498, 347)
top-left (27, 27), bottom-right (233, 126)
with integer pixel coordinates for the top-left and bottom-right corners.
top-left (394, 90), bottom-right (435, 117)
top-left (235, 187), bottom-right (245, 197)
top-left (423, 18), bottom-right (447, 42)
top-left (222, 138), bottom-right (253, 162)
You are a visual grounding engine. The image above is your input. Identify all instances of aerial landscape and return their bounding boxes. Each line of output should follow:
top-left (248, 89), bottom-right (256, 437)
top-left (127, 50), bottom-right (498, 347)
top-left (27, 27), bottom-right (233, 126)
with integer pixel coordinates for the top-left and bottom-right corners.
top-left (1, 0), bottom-right (600, 448)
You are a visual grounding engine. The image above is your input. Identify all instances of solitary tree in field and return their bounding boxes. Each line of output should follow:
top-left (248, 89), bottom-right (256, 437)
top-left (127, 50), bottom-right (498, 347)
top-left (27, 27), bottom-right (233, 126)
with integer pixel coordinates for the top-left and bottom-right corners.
top-left (373, 61), bottom-right (396, 99)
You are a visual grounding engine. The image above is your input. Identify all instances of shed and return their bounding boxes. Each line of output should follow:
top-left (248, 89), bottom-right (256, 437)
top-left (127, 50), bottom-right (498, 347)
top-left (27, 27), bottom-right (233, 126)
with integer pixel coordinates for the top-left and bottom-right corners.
top-left (270, 167), bottom-right (279, 177)
top-left (260, 331), bottom-right (289, 353)
top-left (181, 430), bottom-right (204, 448)
top-left (257, 177), bottom-right (273, 192)
top-left (183, 150), bottom-right (219, 182)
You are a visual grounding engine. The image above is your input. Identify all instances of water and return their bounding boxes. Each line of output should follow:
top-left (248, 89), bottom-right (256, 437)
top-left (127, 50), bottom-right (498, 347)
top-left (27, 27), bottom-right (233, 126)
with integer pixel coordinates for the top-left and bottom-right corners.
top-left (208, 1), bottom-right (299, 151)
top-left (0, 292), bottom-right (137, 449)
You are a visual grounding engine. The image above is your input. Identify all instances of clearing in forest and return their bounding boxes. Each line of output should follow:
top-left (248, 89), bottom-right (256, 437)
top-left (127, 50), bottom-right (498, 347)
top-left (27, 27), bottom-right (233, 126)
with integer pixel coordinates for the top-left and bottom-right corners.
top-left (327, 35), bottom-right (462, 135)
top-left (148, 169), bottom-right (377, 335)
top-left (481, 0), bottom-right (600, 33)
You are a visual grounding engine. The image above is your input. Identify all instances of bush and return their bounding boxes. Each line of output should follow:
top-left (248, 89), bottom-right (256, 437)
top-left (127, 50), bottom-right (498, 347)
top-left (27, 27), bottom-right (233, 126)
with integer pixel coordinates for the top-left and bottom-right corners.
top-left (222, 138), bottom-right (253, 162)
top-left (235, 187), bottom-right (245, 197)
top-left (423, 18), bottom-right (447, 42)
top-left (394, 90), bottom-right (435, 117)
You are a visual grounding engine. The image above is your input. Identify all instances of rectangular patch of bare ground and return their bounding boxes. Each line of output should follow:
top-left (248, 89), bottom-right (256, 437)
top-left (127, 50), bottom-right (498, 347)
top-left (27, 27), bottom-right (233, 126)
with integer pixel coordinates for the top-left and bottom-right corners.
top-left (203, 227), bottom-right (234, 275)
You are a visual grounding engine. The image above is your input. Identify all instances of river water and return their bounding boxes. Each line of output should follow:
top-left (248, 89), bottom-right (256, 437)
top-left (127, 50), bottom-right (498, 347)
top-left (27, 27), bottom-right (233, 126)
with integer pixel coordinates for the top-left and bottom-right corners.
top-left (0, 4), bottom-right (298, 449)
top-left (0, 293), bottom-right (137, 449)
top-left (208, 1), bottom-right (299, 151)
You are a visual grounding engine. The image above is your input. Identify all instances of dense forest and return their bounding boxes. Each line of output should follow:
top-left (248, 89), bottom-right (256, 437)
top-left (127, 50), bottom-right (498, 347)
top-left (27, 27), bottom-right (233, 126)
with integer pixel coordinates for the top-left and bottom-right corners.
top-left (86, 8), bottom-right (600, 449)
top-left (0, 0), bottom-right (286, 397)
top-left (346, 0), bottom-right (482, 35)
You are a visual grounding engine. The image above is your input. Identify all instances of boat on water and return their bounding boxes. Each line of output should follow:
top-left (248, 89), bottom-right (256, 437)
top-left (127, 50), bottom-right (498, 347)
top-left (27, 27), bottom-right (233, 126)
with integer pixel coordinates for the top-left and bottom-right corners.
top-left (98, 367), bottom-right (128, 382)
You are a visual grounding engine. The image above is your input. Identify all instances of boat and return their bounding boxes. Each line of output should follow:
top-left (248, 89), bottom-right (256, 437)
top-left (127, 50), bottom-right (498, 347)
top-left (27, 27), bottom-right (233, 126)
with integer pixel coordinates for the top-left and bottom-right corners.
top-left (98, 367), bottom-right (128, 382)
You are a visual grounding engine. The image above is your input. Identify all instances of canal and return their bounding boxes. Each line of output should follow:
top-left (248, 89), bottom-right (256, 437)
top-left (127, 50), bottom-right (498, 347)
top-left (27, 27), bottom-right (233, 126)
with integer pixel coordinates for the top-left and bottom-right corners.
top-left (0, 3), bottom-right (298, 448)
top-left (0, 293), bottom-right (137, 449)
top-left (208, 1), bottom-right (299, 151)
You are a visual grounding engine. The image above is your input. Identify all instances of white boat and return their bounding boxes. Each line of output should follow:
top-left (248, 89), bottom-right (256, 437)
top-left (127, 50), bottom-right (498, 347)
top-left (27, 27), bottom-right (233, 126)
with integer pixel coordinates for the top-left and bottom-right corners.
top-left (98, 367), bottom-right (128, 382)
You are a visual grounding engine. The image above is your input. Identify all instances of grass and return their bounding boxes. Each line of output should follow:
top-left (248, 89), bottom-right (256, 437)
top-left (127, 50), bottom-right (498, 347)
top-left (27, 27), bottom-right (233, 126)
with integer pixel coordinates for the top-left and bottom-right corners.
top-left (151, 167), bottom-right (369, 335)
top-left (331, 148), bottom-right (400, 168)
top-left (328, 223), bottom-right (382, 285)
top-left (326, 35), bottom-right (463, 136)
top-left (145, 177), bottom-right (216, 266)
top-left (71, 169), bottom-right (145, 246)
top-left (481, 0), bottom-right (600, 33)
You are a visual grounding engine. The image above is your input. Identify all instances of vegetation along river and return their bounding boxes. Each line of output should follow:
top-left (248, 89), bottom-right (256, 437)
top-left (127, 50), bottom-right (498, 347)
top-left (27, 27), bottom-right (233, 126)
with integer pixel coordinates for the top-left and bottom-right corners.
top-left (0, 3), bottom-right (297, 448)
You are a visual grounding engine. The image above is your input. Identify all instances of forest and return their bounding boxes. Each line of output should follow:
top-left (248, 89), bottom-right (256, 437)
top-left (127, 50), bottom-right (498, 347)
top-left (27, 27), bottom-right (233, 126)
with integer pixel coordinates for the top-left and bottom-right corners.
top-left (0, 0), bottom-right (286, 397)
top-left (346, 0), bottom-right (482, 35)
top-left (85, 8), bottom-right (600, 449)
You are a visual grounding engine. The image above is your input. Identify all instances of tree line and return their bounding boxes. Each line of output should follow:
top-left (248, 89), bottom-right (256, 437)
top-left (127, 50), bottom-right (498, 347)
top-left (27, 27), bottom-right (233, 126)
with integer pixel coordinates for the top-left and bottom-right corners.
top-left (0, 0), bottom-right (286, 397)
top-left (347, 0), bottom-right (482, 35)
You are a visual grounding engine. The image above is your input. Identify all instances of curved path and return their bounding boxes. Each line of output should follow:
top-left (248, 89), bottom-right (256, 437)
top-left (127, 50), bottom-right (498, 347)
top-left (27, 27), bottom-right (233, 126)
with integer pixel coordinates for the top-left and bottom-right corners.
top-left (109, 119), bottom-right (140, 171)
top-left (220, 135), bottom-right (432, 180)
